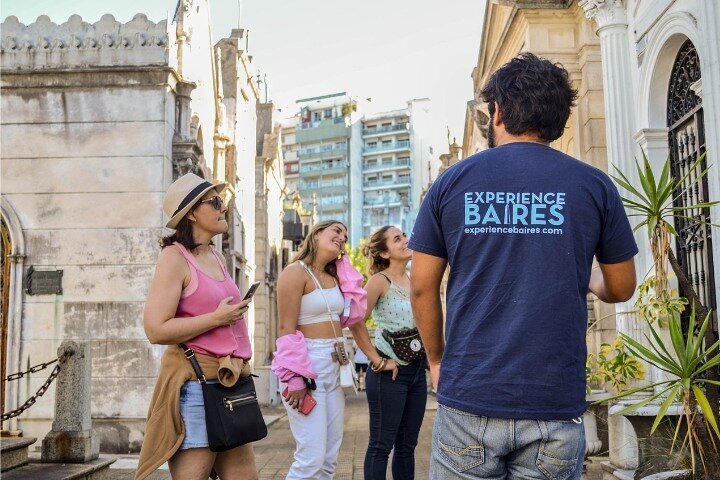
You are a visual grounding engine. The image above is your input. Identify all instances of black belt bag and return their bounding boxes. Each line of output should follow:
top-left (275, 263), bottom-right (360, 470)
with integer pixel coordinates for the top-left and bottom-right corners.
top-left (380, 327), bottom-right (425, 363)
top-left (179, 344), bottom-right (268, 452)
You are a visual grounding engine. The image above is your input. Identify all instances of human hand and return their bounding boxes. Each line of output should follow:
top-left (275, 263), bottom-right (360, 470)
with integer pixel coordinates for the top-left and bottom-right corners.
top-left (384, 359), bottom-right (399, 381)
top-left (284, 387), bottom-right (307, 410)
top-left (429, 362), bottom-right (441, 392)
top-left (214, 297), bottom-right (250, 326)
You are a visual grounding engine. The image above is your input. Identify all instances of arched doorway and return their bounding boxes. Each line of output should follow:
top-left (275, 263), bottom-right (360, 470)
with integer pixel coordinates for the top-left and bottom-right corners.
top-left (0, 198), bottom-right (26, 431)
top-left (0, 217), bottom-right (11, 420)
top-left (666, 39), bottom-right (717, 326)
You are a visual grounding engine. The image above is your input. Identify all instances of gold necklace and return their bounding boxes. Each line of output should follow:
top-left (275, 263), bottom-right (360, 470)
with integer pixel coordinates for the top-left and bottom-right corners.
top-left (309, 263), bottom-right (331, 286)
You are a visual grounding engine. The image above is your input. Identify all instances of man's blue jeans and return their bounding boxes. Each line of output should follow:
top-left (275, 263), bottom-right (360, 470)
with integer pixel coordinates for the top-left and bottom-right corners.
top-left (430, 404), bottom-right (585, 480)
top-left (364, 358), bottom-right (427, 480)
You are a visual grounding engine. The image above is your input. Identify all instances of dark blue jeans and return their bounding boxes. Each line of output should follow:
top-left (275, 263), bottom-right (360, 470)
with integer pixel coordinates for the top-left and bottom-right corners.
top-left (364, 358), bottom-right (427, 480)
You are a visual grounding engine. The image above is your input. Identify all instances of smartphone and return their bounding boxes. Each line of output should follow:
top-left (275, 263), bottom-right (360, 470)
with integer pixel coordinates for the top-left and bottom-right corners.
top-left (282, 386), bottom-right (317, 415)
top-left (242, 281), bottom-right (262, 301)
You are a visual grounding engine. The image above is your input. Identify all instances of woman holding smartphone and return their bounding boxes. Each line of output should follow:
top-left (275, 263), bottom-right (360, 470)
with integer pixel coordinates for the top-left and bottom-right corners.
top-left (271, 220), bottom-right (394, 479)
top-left (137, 173), bottom-right (257, 480)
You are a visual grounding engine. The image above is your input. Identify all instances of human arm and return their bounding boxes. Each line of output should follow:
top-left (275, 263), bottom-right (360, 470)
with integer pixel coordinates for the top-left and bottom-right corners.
top-left (410, 251), bottom-right (448, 391)
top-left (349, 273), bottom-right (398, 378)
top-left (143, 248), bottom-right (249, 344)
top-left (275, 264), bottom-right (309, 407)
top-left (589, 258), bottom-right (637, 303)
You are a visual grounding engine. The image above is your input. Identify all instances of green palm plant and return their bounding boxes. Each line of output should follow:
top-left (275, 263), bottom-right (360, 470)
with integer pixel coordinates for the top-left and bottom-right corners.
top-left (608, 150), bottom-right (720, 478)
top-left (602, 306), bottom-right (720, 474)
top-left (610, 151), bottom-right (718, 302)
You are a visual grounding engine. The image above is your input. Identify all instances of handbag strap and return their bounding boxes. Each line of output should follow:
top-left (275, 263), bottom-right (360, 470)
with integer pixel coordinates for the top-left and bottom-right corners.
top-left (178, 343), bottom-right (207, 384)
top-left (298, 261), bottom-right (342, 340)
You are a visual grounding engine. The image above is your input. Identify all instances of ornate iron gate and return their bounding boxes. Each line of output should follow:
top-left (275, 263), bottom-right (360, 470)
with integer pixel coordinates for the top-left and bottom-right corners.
top-left (667, 39), bottom-right (717, 331)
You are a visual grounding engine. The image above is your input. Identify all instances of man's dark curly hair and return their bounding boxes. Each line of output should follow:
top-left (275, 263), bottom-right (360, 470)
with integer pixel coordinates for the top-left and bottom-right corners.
top-left (480, 52), bottom-right (578, 143)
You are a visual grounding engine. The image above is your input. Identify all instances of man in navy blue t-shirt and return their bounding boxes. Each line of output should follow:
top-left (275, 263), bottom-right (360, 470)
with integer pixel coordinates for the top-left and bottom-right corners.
top-left (409, 53), bottom-right (638, 479)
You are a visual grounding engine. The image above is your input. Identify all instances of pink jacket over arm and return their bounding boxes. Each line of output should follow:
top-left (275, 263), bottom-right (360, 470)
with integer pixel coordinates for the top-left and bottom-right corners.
top-left (336, 255), bottom-right (368, 327)
top-left (271, 331), bottom-right (317, 392)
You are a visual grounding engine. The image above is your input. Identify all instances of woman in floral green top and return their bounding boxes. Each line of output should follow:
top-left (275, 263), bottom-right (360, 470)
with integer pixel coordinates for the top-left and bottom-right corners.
top-left (362, 226), bottom-right (427, 480)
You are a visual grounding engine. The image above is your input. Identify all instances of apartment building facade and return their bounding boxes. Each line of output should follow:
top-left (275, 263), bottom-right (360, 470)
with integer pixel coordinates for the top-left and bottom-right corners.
top-left (281, 95), bottom-right (438, 245)
top-left (361, 98), bottom-right (436, 237)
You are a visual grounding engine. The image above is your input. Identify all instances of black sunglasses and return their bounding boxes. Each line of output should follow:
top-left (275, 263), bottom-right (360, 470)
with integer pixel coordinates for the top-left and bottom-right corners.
top-left (196, 196), bottom-right (224, 211)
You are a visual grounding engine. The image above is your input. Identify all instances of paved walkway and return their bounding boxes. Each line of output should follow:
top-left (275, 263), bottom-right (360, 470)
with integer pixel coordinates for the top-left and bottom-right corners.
top-left (254, 392), bottom-right (437, 479)
top-left (104, 390), bottom-right (436, 479)
top-left (103, 391), bottom-right (605, 479)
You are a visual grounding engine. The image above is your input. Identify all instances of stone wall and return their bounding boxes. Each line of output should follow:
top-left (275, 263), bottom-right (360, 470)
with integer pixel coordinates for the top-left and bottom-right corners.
top-left (0, 64), bottom-right (176, 451)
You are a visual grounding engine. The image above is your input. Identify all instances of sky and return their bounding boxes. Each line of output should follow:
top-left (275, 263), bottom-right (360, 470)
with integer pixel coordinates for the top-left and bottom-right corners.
top-left (1, 0), bottom-right (487, 143)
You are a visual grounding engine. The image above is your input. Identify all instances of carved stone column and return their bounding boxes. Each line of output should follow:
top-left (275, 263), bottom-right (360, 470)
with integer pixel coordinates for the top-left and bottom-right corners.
top-left (172, 80), bottom-right (203, 179)
top-left (580, 1), bottom-right (649, 471)
top-left (580, 0), bottom-right (649, 390)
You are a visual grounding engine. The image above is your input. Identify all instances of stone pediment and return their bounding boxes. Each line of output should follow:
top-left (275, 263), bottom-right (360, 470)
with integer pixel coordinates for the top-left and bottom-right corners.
top-left (0, 13), bottom-right (169, 71)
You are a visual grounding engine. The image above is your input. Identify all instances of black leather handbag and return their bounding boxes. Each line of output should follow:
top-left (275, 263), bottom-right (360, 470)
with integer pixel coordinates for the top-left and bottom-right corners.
top-left (381, 327), bottom-right (426, 363)
top-left (179, 344), bottom-right (268, 452)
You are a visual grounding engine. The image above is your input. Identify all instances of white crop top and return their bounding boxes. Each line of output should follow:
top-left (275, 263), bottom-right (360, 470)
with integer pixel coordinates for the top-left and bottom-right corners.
top-left (297, 286), bottom-right (345, 325)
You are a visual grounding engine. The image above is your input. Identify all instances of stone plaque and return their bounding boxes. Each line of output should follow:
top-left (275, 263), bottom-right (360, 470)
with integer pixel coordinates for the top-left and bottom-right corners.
top-left (25, 266), bottom-right (63, 295)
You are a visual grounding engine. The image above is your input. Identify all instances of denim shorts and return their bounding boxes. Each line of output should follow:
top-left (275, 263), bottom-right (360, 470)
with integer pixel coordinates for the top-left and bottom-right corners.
top-left (179, 380), bottom-right (215, 450)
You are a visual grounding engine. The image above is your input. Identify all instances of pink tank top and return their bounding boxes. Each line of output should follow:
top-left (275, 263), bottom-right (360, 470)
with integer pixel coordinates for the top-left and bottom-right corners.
top-left (170, 243), bottom-right (252, 360)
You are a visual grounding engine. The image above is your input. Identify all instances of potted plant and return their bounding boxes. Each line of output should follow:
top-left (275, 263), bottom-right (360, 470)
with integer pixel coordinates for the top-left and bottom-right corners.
top-left (585, 335), bottom-right (645, 458)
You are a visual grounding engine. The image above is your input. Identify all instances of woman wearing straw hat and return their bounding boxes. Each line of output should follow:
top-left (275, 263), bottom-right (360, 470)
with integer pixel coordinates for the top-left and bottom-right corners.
top-left (136, 173), bottom-right (257, 480)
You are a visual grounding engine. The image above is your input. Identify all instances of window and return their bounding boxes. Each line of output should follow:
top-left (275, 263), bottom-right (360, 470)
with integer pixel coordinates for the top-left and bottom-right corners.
top-left (324, 109), bottom-right (333, 118)
top-left (382, 140), bottom-right (392, 146)
top-left (313, 112), bottom-right (321, 122)
top-left (667, 39), bottom-right (717, 321)
top-left (368, 142), bottom-right (377, 148)
top-left (382, 122), bottom-right (391, 127)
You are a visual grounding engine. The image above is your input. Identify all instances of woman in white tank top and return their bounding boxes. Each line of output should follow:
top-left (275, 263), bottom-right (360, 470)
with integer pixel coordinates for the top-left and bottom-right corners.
top-left (275, 220), bottom-right (396, 479)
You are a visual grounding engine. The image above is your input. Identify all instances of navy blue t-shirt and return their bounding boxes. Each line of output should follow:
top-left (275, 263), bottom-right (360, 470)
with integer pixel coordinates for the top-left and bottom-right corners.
top-left (409, 142), bottom-right (638, 420)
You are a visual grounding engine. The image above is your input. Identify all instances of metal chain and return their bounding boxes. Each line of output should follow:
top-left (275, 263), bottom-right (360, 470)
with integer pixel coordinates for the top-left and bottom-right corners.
top-left (5, 354), bottom-right (65, 382)
top-left (1, 351), bottom-right (73, 421)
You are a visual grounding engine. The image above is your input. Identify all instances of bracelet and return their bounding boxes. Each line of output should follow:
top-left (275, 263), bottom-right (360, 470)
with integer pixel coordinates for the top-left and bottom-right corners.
top-left (371, 358), bottom-right (387, 373)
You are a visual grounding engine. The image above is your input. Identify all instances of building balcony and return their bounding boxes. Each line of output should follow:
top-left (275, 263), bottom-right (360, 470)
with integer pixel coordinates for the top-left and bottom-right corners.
top-left (363, 198), bottom-right (403, 208)
top-left (299, 161), bottom-right (349, 177)
top-left (298, 179), bottom-right (348, 193)
top-left (362, 123), bottom-right (409, 137)
top-left (362, 140), bottom-right (410, 156)
top-left (363, 178), bottom-right (411, 191)
top-left (318, 201), bottom-right (348, 212)
top-left (363, 159), bottom-right (410, 173)
top-left (298, 144), bottom-right (347, 159)
top-left (296, 117), bottom-right (349, 144)
top-left (300, 117), bottom-right (346, 129)
top-left (283, 149), bottom-right (299, 161)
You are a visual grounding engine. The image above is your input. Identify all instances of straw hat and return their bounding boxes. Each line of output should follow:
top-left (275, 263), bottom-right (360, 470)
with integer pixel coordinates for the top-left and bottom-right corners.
top-left (163, 173), bottom-right (227, 229)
